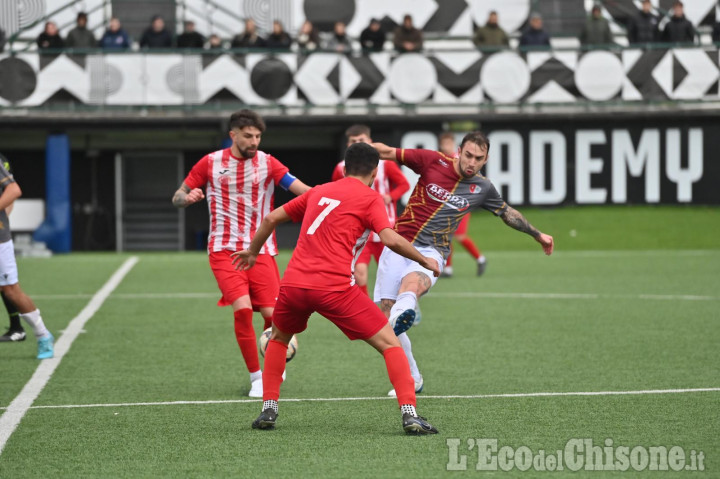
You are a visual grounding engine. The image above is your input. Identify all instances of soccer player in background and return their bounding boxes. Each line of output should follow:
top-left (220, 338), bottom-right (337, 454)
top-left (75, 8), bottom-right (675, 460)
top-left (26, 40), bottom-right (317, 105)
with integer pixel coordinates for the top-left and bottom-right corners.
top-left (372, 132), bottom-right (554, 396)
top-left (331, 125), bottom-right (409, 295)
top-left (437, 132), bottom-right (487, 277)
top-left (232, 143), bottom-right (440, 434)
top-left (0, 155), bottom-right (54, 358)
top-left (0, 156), bottom-right (24, 342)
top-left (172, 110), bottom-right (311, 397)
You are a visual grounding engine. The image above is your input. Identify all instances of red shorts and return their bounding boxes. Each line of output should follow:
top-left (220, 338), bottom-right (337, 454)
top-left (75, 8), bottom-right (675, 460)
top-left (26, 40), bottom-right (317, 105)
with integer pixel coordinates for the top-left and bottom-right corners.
top-left (357, 241), bottom-right (384, 266)
top-left (208, 250), bottom-right (280, 310)
top-left (272, 285), bottom-right (387, 341)
top-left (456, 214), bottom-right (470, 235)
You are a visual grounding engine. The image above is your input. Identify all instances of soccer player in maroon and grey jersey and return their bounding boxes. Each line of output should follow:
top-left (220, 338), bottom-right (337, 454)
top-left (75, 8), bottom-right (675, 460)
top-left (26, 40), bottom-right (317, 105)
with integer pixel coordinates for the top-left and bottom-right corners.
top-left (172, 110), bottom-right (311, 398)
top-left (372, 132), bottom-right (554, 395)
top-left (232, 142), bottom-right (439, 434)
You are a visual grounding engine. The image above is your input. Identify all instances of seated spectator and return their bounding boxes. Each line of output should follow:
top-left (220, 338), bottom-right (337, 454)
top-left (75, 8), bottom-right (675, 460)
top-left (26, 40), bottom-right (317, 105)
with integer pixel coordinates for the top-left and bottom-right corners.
top-left (37, 21), bottom-right (65, 51)
top-left (519, 13), bottom-right (551, 47)
top-left (100, 17), bottom-right (131, 49)
top-left (473, 11), bottom-right (509, 48)
top-left (177, 21), bottom-right (205, 49)
top-left (326, 21), bottom-right (352, 53)
top-left (296, 20), bottom-right (320, 52)
top-left (65, 12), bottom-right (96, 49)
top-left (231, 18), bottom-right (265, 48)
top-left (714, 21), bottom-right (720, 43)
top-left (360, 18), bottom-right (385, 52)
top-left (265, 20), bottom-right (292, 50)
top-left (393, 14), bottom-right (423, 52)
top-left (579, 5), bottom-right (613, 46)
top-left (627, 0), bottom-right (659, 44)
top-left (140, 15), bottom-right (173, 49)
top-left (661, 1), bottom-right (695, 43)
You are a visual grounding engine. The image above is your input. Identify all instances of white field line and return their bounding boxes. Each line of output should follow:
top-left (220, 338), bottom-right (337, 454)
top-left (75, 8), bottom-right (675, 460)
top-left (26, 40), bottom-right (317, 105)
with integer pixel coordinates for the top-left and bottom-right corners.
top-left (2, 387), bottom-right (717, 411)
top-left (0, 257), bottom-right (140, 456)
top-left (30, 292), bottom-right (720, 301)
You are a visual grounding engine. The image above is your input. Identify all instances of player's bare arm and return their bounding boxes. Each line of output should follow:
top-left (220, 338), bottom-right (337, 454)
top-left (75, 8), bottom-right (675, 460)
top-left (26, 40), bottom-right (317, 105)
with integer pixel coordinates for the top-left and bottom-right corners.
top-left (378, 228), bottom-right (440, 276)
top-left (288, 179), bottom-right (312, 196)
top-left (231, 206), bottom-right (292, 270)
top-left (500, 206), bottom-right (554, 255)
top-left (0, 182), bottom-right (22, 211)
top-left (172, 183), bottom-right (204, 208)
top-left (371, 143), bottom-right (397, 161)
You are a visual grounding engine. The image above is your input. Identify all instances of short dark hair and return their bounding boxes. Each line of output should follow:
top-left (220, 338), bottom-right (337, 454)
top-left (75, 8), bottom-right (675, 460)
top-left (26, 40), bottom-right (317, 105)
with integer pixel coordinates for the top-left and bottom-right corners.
top-left (228, 110), bottom-right (266, 132)
top-left (77, 12), bottom-right (88, 21)
top-left (345, 124), bottom-right (371, 139)
top-left (344, 143), bottom-right (379, 176)
top-left (460, 131), bottom-right (490, 152)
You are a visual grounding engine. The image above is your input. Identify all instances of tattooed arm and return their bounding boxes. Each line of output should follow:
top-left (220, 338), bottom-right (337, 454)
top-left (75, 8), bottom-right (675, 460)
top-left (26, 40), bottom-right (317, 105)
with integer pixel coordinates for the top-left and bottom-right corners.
top-left (172, 183), bottom-right (205, 208)
top-left (500, 206), bottom-right (554, 255)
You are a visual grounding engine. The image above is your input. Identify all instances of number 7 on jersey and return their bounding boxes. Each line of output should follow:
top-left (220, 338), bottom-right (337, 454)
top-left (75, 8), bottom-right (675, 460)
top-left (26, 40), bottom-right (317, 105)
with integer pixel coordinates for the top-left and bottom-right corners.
top-left (307, 197), bottom-right (341, 235)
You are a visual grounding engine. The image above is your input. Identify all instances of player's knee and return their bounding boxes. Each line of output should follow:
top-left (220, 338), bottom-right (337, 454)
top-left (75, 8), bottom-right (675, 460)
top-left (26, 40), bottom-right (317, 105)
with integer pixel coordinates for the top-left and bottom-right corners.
top-left (270, 326), bottom-right (293, 345)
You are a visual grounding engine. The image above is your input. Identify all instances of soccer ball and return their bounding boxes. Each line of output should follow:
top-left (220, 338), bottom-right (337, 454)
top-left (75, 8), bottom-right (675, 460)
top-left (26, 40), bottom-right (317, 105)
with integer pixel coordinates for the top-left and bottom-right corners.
top-left (259, 327), bottom-right (298, 363)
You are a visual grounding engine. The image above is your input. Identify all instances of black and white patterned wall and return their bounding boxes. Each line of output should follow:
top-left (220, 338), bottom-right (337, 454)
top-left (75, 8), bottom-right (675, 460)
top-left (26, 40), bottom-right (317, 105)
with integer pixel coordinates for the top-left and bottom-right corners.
top-left (0, 48), bottom-right (718, 107)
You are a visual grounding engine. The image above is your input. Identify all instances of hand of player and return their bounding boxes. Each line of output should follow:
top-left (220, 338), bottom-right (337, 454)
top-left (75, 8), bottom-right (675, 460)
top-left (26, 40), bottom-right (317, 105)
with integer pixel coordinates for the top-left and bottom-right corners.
top-left (421, 257), bottom-right (440, 277)
top-left (382, 194), bottom-right (392, 205)
top-left (536, 233), bottom-right (554, 256)
top-left (230, 250), bottom-right (257, 270)
top-left (186, 188), bottom-right (205, 205)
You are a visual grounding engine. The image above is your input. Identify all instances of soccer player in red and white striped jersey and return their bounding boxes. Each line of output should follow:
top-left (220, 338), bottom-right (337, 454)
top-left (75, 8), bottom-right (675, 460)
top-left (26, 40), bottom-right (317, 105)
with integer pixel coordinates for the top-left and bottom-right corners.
top-left (172, 110), bottom-right (310, 397)
top-left (331, 125), bottom-right (409, 296)
top-left (232, 142), bottom-right (439, 434)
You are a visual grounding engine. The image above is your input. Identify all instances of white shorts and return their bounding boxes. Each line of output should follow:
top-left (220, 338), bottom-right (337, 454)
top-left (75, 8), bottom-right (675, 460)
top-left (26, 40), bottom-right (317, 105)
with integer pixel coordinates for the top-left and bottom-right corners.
top-left (0, 240), bottom-right (18, 286)
top-left (373, 245), bottom-right (444, 302)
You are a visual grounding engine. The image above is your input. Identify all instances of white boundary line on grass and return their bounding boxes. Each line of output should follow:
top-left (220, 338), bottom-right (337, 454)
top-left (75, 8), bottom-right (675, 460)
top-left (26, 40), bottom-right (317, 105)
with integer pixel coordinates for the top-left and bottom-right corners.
top-left (3, 387), bottom-right (717, 411)
top-left (0, 257), bottom-right (139, 457)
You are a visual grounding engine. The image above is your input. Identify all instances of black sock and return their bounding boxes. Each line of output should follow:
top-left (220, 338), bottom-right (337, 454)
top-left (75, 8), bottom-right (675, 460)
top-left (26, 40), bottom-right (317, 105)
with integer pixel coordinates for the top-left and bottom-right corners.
top-left (1, 292), bottom-right (22, 331)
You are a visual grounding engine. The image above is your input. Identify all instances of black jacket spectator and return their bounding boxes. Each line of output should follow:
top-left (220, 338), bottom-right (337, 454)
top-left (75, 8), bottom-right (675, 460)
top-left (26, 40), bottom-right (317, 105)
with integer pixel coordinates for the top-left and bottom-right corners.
top-left (360, 19), bottom-right (385, 52)
top-left (627, 11), bottom-right (659, 44)
top-left (519, 14), bottom-right (551, 47)
top-left (0, 27), bottom-right (5, 52)
top-left (65, 12), bottom-right (96, 48)
top-left (713, 22), bottom-right (720, 43)
top-left (232, 19), bottom-right (265, 48)
top-left (393, 15), bottom-right (423, 52)
top-left (177, 22), bottom-right (205, 49)
top-left (296, 20), bottom-right (320, 51)
top-left (265, 21), bottom-right (292, 50)
top-left (140, 16), bottom-right (173, 49)
top-left (37, 22), bottom-right (65, 50)
top-left (661, 15), bottom-right (695, 43)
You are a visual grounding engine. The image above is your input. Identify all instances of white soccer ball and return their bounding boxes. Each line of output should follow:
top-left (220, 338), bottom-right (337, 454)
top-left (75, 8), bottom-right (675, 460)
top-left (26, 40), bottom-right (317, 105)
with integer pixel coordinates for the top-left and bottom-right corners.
top-left (259, 327), bottom-right (298, 363)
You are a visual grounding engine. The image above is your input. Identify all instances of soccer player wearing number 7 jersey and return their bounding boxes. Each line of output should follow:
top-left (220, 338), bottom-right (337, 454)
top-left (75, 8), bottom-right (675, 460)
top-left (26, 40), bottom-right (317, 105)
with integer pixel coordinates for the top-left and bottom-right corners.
top-left (232, 143), bottom-right (440, 434)
top-left (173, 110), bottom-right (311, 398)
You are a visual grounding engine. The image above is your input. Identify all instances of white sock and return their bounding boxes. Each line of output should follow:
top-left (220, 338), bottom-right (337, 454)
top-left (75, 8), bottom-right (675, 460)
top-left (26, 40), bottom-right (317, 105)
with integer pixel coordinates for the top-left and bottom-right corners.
top-left (19, 309), bottom-right (50, 338)
top-left (389, 292), bottom-right (417, 322)
top-left (478, 255), bottom-right (486, 264)
top-left (263, 400), bottom-right (278, 413)
top-left (398, 333), bottom-right (422, 383)
top-left (401, 404), bottom-right (417, 417)
top-left (250, 370), bottom-right (262, 382)
top-left (444, 266), bottom-right (453, 275)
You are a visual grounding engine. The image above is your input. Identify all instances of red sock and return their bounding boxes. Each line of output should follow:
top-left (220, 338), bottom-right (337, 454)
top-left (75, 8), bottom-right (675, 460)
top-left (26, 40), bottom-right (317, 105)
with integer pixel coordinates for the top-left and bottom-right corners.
top-left (459, 237), bottom-right (481, 260)
top-left (262, 315), bottom-right (272, 331)
top-left (359, 284), bottom-right (368, 296)
top-left (446, 246), bottom-right (453, 267)
top-left (383, 346), bottom-right (416, 407)
top-left (263, 339), bottom-right (288, 401)
top-left (234, 308), bottom-right (260, 373)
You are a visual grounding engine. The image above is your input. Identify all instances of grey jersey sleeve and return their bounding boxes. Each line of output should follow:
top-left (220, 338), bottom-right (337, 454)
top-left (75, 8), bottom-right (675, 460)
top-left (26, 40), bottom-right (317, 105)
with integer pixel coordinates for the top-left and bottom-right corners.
top-left (480, 181), bottom-right (508, 216)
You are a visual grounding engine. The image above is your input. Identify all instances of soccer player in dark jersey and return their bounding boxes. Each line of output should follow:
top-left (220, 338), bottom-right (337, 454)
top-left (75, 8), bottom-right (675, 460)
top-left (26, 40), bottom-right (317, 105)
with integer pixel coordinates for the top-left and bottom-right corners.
top-left (0, 156), bottom-right (24, 342)
top-left (372, 132), bottom-right (554, 395)
top-left (0, 155), bottom-right (54, 358)
top-left (232, 143), bottom-right (440, 434)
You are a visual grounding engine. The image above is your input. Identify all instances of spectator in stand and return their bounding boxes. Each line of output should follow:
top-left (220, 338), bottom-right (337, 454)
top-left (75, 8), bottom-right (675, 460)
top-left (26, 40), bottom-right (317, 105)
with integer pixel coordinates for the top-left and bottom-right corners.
top-left (627, 0), bottom-right (659, 44)
top-left (0, 27), bottom-right (6, 52)
top-left (65, 12), bottom-right (96, 49)
top-left (265, 20), bottom-right (292, 50)
top-left (713, 21), bottom-right (720, 43)
top-left (360, 18), bottom-right (385, 52)
top-left (393, 14), bottom-right (423, 53)
top-left (177, 21), bottom-right (205, 49)
top-left (140, 15), bottom-right (173, 49)
top-left (473, 11), bottom-right (509, 48)
top-left (661, 1), bottom-right (695, 44)
top-left (209, 34), bottom-right (224, 49)
top-left (100, 17), bottom-right (131, 49)
top-left (232, 18), bottom-right (265, 48)
top-left (579, 5), bottom-right (613, 46)
top-left (519, 13), bottom-right (551, 47)
top-left (326, 21), bottom-right (352, 53)
top-left (37, 21), bottom-right (65, 51)
top-left (296, 20), bottom-right (320, 52)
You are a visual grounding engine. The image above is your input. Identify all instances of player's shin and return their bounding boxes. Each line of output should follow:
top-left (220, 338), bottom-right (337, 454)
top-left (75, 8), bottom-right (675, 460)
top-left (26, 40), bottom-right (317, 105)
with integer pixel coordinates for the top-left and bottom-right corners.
top-left (263, 339), bottom-right (288, 403)
top-left (234, 308), bottom-right (261, 373)
top-left (383, 346), bottom-right (417, 415)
